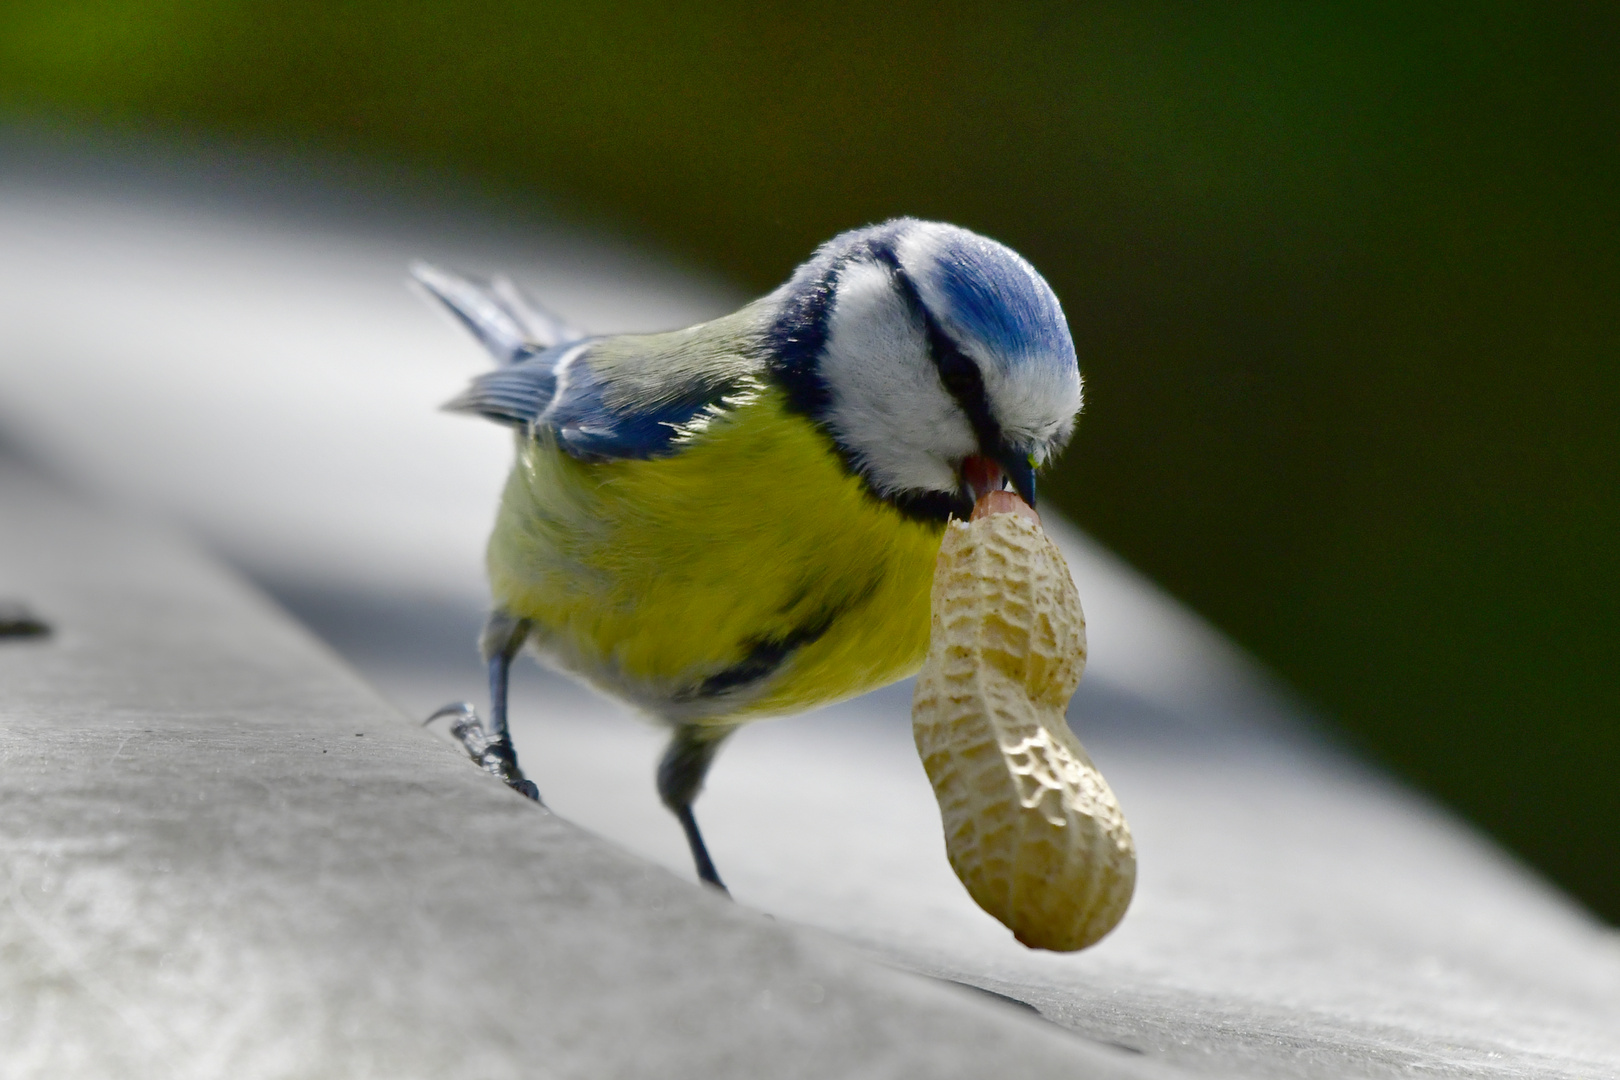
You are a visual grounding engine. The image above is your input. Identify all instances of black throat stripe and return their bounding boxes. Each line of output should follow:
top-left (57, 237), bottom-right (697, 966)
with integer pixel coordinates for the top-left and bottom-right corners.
top-left (763, 233), bottom-right (987, 524)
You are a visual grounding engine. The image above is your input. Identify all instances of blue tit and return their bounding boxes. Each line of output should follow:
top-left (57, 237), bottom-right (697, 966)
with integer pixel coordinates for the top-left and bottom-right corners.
top-left (417, 218), bottom-right (1081, 891)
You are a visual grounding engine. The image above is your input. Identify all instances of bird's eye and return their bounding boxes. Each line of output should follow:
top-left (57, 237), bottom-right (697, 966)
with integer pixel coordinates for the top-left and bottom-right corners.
top-left (938, 353), bottom-right (979, 396)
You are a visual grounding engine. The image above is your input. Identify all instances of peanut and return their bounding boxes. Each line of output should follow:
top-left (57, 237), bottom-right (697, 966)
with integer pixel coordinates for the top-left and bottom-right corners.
top-left (911, 505), bottom-right (1135, 951)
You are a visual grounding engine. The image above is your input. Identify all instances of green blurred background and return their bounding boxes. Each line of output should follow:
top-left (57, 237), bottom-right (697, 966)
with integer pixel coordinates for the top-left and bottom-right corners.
top-left (3, 3), bottom-right (1615, 918)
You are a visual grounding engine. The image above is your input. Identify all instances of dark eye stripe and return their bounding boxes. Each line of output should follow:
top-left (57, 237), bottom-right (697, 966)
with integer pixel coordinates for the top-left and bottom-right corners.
top-left (868, 246), bottom-right (1005, 457)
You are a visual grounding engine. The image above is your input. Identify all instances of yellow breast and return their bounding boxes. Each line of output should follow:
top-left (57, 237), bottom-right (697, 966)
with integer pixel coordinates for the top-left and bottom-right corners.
top-left (486, 386), bottom-right (946, 726)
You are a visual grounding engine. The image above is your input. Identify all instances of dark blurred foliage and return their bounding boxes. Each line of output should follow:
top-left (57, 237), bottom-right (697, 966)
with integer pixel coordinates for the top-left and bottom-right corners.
top-left (2, 2), bottom-right (1616, 917)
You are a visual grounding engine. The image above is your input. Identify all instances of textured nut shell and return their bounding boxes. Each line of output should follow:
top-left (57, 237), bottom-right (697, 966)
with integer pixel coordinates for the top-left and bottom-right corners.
top-left (912, 513), bottom-right (1136, 951)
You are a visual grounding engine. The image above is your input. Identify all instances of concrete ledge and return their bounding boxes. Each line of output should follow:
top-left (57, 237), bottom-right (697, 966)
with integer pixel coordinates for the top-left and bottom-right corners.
top-left (0, 458), bottom-right (1160, 1078)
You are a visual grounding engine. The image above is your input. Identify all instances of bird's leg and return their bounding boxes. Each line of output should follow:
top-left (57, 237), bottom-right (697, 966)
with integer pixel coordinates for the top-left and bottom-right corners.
top-left (657, 724), bottom-right (735, 894)
top-left (426, 610), bottom-right (540, 802)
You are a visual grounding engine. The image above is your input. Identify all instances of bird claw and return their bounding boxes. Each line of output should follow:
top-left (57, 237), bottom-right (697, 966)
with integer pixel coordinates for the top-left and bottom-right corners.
top-left (425, 702), bottom-right (542, 802)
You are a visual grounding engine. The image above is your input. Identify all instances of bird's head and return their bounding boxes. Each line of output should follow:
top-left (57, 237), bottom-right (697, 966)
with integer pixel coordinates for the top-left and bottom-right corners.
top-left (766, 218), bottom-right (1082, 522)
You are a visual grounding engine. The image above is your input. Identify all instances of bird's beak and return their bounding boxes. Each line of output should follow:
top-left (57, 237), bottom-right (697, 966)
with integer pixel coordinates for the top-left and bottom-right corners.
top-left (996, 448), bottom-right (1038, 509)
top-left (961, 449), bottom-right (1039, 509)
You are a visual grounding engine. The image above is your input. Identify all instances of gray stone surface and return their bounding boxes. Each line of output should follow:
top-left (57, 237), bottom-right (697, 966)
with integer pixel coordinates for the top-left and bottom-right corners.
top-left (345, 609), bottom-right (1620, 1080)
top-left (0, 458), bottom-right (1162, 1078)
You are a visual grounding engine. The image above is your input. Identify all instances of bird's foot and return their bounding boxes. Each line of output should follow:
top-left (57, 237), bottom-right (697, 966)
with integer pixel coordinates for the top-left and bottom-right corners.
top-left (425, 702), bottom-right (542, 802)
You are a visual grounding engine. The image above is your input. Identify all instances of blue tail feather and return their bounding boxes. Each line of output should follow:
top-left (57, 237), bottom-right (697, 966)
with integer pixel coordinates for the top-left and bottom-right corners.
top-left (410, 262), bottom-right (586, 364)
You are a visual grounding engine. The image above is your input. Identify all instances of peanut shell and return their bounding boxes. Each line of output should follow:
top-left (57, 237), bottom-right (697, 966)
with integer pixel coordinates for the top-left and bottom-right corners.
top-left (911, 510), bottom-right (1135, 951)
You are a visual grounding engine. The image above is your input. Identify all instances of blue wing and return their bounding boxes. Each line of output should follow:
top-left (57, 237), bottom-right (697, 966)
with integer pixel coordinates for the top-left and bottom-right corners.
top-left (441, 348), bottom-right (566, 428)
top-left (444, 346), bottom-right (743, 461)
top-left (421, 263), bottom-right (764, 461)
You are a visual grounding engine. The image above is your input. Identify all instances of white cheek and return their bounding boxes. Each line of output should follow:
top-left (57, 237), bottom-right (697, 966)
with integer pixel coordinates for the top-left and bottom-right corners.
top-left (819, 261), bottom-right (975, 494)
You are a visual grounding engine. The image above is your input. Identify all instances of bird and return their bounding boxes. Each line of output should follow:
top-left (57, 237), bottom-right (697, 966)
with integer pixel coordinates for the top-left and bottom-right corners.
top-left (415, 218), bottom-right (1082, 892)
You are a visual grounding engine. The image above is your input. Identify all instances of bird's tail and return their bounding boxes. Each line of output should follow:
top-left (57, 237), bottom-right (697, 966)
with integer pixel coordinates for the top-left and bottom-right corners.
top-left (410, 262), bottom-right (588, 365)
